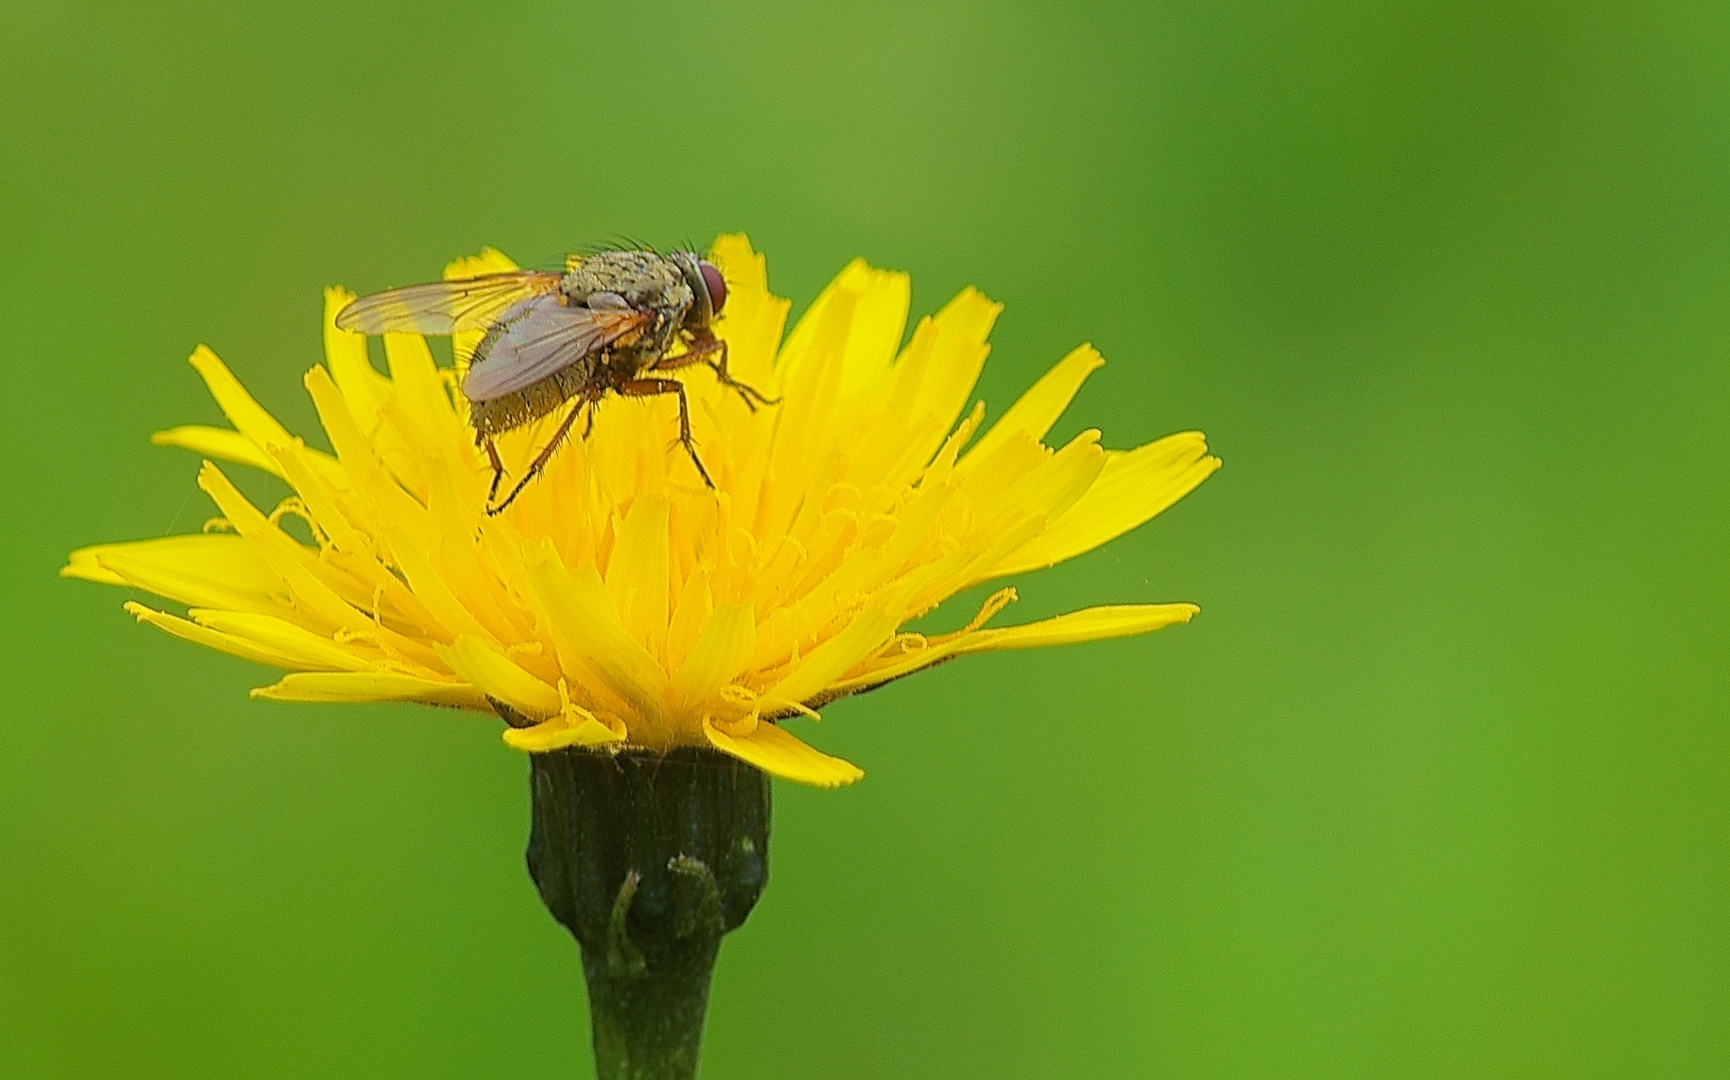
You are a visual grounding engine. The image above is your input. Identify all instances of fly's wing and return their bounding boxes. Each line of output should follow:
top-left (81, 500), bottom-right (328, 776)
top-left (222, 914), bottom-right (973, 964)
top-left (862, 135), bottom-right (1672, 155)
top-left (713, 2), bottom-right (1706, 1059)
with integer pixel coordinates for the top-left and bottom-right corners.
top-left (335, 271), bottom-right (563, 335)
top-left (461, 299), bottom-right (648, 402)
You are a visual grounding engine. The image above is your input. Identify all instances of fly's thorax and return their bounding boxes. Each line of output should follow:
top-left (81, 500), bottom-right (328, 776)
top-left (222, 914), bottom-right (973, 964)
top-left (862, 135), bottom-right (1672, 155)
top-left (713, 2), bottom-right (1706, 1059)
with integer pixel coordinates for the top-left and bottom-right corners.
top-left (464, 251), bottom-right (694, 441)
top-left (560, 250), bottom-right (694, 317)
top-left (636, 305), bottom-right (683, 356)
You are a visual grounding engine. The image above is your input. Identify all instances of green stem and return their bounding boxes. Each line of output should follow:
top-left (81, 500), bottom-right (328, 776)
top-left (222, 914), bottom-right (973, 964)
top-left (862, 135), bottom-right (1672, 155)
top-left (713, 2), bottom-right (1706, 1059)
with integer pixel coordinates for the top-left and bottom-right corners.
top-left (526, 745), bottom-right (771, 1080)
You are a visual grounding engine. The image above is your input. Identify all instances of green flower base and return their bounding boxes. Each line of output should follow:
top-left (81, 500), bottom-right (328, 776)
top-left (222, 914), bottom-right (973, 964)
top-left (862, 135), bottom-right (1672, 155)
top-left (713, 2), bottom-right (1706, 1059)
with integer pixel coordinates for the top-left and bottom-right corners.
top-left (527, 745), bottom-right (771, 1080)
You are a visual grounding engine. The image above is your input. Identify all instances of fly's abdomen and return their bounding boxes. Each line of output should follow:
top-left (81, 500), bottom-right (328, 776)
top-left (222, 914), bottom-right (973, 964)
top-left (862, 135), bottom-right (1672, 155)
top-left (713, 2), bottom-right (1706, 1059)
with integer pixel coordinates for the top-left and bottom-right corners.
top-left (468, 355), bottom-right (603, 436)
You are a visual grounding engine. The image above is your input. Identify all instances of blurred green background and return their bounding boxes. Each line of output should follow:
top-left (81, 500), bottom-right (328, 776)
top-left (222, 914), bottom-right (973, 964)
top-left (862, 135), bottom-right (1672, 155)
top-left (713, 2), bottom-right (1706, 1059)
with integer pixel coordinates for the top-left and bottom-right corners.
top-left (4, 1), bottom-right (1726, 1076)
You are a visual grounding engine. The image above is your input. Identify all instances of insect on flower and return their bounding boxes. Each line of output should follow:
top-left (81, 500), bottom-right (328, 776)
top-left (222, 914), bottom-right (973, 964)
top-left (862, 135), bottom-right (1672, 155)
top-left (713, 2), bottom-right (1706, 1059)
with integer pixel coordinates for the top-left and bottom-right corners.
top-left (335, 248), bottom-right (774, 511)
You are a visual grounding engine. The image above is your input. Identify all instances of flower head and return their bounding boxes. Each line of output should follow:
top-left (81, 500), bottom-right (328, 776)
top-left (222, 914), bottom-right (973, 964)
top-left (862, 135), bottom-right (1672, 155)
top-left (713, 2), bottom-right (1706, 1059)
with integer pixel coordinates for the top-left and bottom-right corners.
top-left (63, 236), bottom-right (1218, 786)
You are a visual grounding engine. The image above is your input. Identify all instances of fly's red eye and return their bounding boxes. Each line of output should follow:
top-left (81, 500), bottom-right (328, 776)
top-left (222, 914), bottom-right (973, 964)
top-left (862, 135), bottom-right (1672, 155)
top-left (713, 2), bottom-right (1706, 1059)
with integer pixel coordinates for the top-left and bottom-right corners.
top-left (699, 260), bottom-right (727, 316)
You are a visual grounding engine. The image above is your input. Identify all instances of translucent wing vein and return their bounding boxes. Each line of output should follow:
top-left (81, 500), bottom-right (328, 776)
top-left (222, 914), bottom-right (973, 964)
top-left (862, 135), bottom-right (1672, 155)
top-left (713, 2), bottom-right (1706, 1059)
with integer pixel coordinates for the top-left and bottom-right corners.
top-left (335, 272), bottom-right (562, 335)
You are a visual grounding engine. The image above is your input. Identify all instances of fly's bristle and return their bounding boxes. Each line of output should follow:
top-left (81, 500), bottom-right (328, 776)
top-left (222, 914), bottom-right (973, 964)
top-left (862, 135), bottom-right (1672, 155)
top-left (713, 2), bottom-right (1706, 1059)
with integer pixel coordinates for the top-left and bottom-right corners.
top-left (575, 236), bottom-right (645, 257)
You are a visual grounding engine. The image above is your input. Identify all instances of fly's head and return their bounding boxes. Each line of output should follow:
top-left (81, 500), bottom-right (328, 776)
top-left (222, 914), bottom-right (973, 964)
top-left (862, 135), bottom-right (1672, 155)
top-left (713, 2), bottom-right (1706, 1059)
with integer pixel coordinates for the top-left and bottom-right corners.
top-left (671, 251), bottom-right (728, 331)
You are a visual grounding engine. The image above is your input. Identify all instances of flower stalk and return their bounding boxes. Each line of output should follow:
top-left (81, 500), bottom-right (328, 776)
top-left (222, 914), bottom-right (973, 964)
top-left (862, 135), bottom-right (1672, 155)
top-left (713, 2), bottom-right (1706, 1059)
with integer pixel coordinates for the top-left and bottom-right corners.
top-left (527, 744), bottom-right (770, 1079)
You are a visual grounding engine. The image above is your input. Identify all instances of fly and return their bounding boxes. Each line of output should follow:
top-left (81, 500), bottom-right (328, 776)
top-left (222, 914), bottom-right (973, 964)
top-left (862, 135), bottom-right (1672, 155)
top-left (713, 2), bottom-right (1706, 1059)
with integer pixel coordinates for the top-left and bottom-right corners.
top-left (335, 249), bottom-right (774, 512)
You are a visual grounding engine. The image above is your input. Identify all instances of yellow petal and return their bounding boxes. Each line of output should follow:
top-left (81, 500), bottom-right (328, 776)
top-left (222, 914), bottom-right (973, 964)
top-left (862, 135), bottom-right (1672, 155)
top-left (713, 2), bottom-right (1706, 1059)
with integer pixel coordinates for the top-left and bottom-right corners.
top-left (303, 363), bottom-right (385, 487)
top-left (322, 287), bottom-right (388, 435)
top-left (703, 717), bottom-right (863, 788)
top-left (520, 541), bottom-right (667, 720)
top-left (194, 463), bottom-right (435, 672)
top-left (822, 602), bottom-right (1199, 702)
top-left (501, 715), bottom-right (623, 752)
top-left (706, 234), bottom-right (788, 394)
top-left (886, 510), bottom-right (1046, 622)
top-left (252, 671), bottom-right (487, 708)
top-left (190, 609), bottom-right (374, 671)
top-left (987, 433), bottom-right (1219, 578)
top-left (665, 563), bottom-right (714, 674)
top-left (762, 608), bottom-right (898, 708)
top-left (305, 366), bottom-right (440, 558)
top-left (185, 345), bottom-right (297, 456)
top-left (786, 258), bottom-right (908, 401)
top-left (152, 425), bottom-right (353, 493)
top-left (65, 534), bottom-right (286, 613)
top-left (671, 602), bottom-right (755, 711)
top-left (367, 394), bottom-right (432, 504)
top-left (436, 634), bottom-right (561, 719)
top-left (366, 503), bottom-right (484, 647)
top-left (961, 344), bottom-right (1103, 470)
top-left (152, 425), bottom-right (282, 477)
top-left (445, 247), bottom-right (518, 279)
top-left (967, 428), bottom-right (1108, 543)
top-left (419, 439), bottom-right (535, 650)
top-left (267, 438), bottom-right (374, 560)
top-left (383, 331), bottom-right (460, 439)
top-left (196, 461), bottom-right (372, 636)
top-left (776, 257), bottom-right (867, 380)
top-left (267, 440), bottom-right (449, 644)
top-left (62, 547), bottom-right (126, 585)
top-left (126, 601), bottom-right (302, 669)
top-left (898, 288), bottom-right (1001, 447)
top-left (791, 430), bottom-right (965, 623)
top-left (605, 495), bottom-right (671, 661)
top-left (954, 602), bottom-right (1198, 653)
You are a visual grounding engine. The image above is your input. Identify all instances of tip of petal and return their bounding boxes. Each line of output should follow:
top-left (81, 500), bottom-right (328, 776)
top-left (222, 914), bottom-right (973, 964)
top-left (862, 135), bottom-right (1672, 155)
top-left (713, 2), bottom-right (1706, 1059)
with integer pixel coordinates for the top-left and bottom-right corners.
top-left (60, 548), bottom-right (124, 584)
top-left (704, 717), bottom-right (864, 788)
top-left (445, 247), bottom-right (519, 279)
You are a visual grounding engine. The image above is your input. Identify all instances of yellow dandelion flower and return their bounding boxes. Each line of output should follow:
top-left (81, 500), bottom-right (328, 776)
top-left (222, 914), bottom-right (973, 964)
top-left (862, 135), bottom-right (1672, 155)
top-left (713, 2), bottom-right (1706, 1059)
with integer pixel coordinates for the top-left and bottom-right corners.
top-left (63, 235), bottom-right (1218, 788)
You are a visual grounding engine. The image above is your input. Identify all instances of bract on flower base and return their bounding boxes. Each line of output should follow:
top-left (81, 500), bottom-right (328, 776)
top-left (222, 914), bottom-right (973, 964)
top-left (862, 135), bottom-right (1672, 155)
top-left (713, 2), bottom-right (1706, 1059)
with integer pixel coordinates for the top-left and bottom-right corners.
top-left (63, 235), bottom-right (1218, 786)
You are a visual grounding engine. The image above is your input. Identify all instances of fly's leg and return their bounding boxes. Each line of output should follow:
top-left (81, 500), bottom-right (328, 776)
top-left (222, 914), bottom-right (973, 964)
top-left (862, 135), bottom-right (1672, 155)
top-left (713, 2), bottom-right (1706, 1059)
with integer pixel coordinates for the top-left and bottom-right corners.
top-left (705, 338), bottom-right (780, 409)
top-left (478, 432), bottom-right (507, 504)
top-left (620, 377), bottom-right (715, 489)
top-left (651, 334), bottom-right (722, 371)
top-left (486, 399), bottom-right (585, 516)
top-left (653, 332), bottom-right (779, 411)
